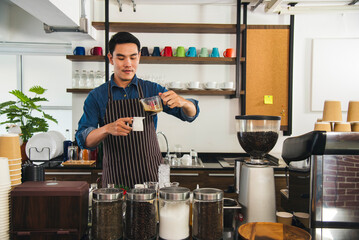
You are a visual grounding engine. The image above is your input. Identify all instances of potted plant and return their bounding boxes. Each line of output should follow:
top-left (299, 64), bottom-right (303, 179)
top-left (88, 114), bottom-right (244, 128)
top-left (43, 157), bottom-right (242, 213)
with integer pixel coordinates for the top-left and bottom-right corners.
top-left (0, 85), bottom-right (58, 160)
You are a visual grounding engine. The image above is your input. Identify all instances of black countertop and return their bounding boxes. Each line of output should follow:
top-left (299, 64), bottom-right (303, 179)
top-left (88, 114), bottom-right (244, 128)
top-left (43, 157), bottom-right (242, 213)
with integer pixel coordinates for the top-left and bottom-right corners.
top-left (38, 152), bottom-right (287, 171)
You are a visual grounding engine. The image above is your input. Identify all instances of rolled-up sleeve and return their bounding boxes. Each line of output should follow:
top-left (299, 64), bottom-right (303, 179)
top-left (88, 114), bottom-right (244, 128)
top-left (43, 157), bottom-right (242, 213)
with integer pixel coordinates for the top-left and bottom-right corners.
top-left (76, 91), bottom-right (103, 149)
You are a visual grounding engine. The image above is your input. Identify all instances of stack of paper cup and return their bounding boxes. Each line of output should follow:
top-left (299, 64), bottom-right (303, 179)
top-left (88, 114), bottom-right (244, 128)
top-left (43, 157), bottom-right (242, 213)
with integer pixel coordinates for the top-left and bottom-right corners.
top-left (0, 157), bottom-right (11, 239)
top-left (0, 134), bottom-right (22, 186)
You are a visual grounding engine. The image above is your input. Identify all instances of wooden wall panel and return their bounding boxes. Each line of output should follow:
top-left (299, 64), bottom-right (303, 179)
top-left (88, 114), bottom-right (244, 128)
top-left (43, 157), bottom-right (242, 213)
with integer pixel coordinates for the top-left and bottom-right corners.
top-left (246, 28), bottom-right (290, 127)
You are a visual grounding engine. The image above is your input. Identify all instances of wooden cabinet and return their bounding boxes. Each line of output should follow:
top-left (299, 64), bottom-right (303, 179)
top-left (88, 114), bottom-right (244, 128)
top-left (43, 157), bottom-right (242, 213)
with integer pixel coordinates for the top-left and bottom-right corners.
top-left (45, 169), bottom-right (96, 183)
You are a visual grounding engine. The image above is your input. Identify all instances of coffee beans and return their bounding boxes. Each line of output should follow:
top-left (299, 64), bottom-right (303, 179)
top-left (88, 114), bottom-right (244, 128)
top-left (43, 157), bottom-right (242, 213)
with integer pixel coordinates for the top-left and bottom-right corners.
top-left (237, 131), bottom-right (279, 159)
top-left (125, 201), bottom-right (157, 240)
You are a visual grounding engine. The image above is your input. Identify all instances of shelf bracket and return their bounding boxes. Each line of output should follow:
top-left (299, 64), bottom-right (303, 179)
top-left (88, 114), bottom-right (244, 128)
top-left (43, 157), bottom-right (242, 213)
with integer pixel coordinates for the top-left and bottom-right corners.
top-left (251, 0), bottom-right (264, 12)
top-left (117, 0), bottom-right (122, 12)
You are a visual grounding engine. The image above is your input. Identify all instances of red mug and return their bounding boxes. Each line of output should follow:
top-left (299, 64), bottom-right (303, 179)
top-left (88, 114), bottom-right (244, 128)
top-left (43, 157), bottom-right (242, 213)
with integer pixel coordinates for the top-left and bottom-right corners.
top-left (161, 46), bottom-right (173, 57)
top-left (90, 46), bottom-right (103, 56)
top-left (223, 48), bottom-right (235, 57)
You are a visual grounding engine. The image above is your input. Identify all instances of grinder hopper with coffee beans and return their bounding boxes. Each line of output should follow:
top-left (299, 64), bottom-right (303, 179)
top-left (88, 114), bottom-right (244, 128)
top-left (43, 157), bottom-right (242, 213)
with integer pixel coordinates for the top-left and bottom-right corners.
top-left (234, 115), bottom-right (281, 223)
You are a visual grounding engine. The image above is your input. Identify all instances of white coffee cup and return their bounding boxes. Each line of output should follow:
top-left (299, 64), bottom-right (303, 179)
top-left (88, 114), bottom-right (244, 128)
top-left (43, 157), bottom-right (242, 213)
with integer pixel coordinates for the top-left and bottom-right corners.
top-left (205, 82), bottom-right (218, 89)
top-left (221, 82), bottom-right (234, 89)
top-left (132, 117), bottom-right (145, 131)
top-left (169, 81), bottom-right (182, 89)
top-left (187, 81), bottom-right (200, 89)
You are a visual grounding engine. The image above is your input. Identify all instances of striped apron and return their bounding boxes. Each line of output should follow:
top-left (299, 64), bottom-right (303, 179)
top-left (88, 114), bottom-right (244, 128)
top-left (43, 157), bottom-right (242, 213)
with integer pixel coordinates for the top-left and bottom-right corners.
top-left (102, 83), bottom-right (163, 188)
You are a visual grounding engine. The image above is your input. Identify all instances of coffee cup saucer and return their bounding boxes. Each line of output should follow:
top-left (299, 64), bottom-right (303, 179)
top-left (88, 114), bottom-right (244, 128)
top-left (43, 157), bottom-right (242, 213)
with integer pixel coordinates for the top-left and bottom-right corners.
top-left (205, 87), bottom-right (219, 90)
top-left (220, 87), bottom-right (235, 90)
top-left (168, 87), bottom-right (183, 90)
top-left (188, 87), bottom-right (202, 90)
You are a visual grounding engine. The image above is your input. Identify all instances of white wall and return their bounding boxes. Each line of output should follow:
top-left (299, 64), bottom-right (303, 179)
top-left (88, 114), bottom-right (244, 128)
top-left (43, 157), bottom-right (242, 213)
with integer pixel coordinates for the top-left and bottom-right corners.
top-left (2, 1), bottom-right (359, 154)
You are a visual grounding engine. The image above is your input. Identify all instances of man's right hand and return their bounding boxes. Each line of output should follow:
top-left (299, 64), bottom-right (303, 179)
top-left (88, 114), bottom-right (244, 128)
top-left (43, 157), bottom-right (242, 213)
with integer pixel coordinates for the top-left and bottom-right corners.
top-left (106, 117), bottom-right (133, 136)
top-left (85, 117), bottom-right (133, 148)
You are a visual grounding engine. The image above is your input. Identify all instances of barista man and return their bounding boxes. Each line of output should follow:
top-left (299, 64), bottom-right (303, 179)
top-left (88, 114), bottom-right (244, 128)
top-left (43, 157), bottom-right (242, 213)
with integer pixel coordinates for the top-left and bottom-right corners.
top-left (76, 32), bottom-right (199, 188)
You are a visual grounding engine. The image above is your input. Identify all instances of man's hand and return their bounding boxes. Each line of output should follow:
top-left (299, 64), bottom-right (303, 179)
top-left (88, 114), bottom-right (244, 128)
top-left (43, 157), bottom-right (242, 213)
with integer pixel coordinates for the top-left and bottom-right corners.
top-left (159, 91), bottom-right (187, 108)
top-left (159, 91), bottom-right (196, 117)
top-left (106, 117), bottom-right (133, 136)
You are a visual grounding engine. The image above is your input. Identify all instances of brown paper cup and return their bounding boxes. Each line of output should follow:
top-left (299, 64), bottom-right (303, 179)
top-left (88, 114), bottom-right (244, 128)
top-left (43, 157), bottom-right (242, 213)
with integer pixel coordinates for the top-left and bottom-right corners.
top-left (10, 169), bottom-right (21, 175)
top-left (352, 122), bottom-right (359, 132)
top-left (0, 134), bottom-right (21, 159)
top-left (294, 212), bottom-right (310, 228)
top-left (11, 178), bottom-right (22, 185)
top-left (322, 100), bottom-right (342, 122)
top-left (8, 158), bottom-right (21, 165)
top-left (10, 173), bottom-right (21, 181)
top-left (347, 101), bottom-right (359, 122)
top-left (9, 163), bottom-right (21, 171)
top-left (276, 211), bottom-right (293, 225)
top-left (314, 122), bottom-right (331, 131)
top-left (334, 122), bottom-right (351, 132)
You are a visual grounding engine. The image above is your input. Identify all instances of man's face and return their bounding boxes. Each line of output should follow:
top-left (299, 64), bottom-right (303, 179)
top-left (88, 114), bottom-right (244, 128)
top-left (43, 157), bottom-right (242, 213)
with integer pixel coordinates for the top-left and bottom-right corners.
top-left (108, 43), bottom-right (140, 83)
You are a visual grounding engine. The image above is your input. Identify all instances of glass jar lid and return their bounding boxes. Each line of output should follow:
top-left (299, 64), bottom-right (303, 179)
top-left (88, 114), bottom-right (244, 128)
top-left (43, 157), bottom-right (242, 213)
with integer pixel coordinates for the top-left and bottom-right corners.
top-left (193, 188), bottom-right (223, 201)
top-left (93, 188), bottom-right (123, 201)
top-left (126, 188), bottom-right (156, 201)
top-left (159, 187), bottom-right (190, 200)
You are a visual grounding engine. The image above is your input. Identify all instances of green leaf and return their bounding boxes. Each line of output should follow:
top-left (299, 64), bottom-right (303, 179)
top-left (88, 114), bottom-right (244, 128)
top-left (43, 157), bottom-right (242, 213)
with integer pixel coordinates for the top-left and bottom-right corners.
top-left (9, 90), bottom-right (30, 104)
top-left (0, 101), bottom-right (16, 110)
top-left (43, 113), bottom-right (58, 124)
top-left (29, 86), bottom-right (46, 95)
top-left (31, 97), bottom-right (49, 103)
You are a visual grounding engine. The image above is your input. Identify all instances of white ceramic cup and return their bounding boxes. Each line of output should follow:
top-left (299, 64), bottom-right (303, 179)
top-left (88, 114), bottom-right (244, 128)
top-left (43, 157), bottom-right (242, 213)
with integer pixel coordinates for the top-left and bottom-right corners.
top-left (132, 117), bottom-right (145, 131)
top-left (205, 82), bottom-right (218, 89)
top-left (187, 81), bottom-right (200, 89)
top-left (169, 81), bottom-right (182, 89)
top-left (221, 82), bottom-right (234, 89)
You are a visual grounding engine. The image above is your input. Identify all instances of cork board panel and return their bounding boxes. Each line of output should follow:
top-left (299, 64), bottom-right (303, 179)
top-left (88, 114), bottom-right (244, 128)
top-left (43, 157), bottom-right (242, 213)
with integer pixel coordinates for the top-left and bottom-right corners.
top-left (246, 28), bottom-right (290, 127)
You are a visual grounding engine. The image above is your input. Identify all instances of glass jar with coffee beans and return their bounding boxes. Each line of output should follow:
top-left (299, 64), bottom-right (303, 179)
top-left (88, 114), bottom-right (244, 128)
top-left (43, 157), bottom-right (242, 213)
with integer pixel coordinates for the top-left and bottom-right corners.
top-left (125, 188), bottom-right (157, 240)
top-left (92, 188), bottom-right (123, 240)
top-left (192, 188), bottom-right (224, 240)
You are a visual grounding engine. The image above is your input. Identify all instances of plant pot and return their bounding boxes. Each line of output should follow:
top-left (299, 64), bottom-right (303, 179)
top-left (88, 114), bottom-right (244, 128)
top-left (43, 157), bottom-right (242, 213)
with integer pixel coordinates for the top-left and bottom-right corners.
top-left (21, 141), bottom-right (28, 164)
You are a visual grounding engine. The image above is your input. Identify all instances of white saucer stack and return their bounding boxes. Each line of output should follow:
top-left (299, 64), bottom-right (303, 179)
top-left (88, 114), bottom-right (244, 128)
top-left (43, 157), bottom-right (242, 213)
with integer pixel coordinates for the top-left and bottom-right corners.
top-left (0, 134), bottom-right (22, 186)
top-left (0, 157), bottom-right (12, 239)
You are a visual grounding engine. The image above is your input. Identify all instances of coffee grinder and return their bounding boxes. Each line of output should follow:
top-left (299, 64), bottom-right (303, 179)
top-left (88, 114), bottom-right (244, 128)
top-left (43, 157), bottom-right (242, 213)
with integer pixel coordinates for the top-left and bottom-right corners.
top-left (235, 115), bottom-right (281, 223)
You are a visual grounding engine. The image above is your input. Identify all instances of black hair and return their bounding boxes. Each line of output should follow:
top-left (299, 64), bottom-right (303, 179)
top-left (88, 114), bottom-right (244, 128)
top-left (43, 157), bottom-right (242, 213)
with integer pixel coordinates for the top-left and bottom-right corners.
top-left (108, 32), bottom-right (141, 55)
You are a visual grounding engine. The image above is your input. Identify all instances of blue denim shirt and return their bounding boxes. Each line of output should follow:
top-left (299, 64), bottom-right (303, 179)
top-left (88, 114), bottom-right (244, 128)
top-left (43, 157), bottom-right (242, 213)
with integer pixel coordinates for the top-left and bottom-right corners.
top-left (76, 74), bottom-right (200, 149)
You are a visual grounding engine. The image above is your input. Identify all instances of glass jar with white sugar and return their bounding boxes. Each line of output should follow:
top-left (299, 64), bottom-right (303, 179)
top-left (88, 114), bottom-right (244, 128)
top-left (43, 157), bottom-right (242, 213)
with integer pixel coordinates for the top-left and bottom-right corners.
top-left (159, 187), bottom-right (191, 240)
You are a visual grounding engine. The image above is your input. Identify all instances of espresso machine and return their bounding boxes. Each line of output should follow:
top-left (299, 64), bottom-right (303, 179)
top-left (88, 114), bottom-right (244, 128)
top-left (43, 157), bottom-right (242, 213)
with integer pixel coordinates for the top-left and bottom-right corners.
top-left (282, 131), bottom-right (359, 240)
top-left (235, 115), bottom-right (281, 223)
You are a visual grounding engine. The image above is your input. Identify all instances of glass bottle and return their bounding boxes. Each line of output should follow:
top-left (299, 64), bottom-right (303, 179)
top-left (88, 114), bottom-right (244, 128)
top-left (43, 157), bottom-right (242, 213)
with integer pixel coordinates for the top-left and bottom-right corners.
top-left (158, 158), bottom-right (170, 188)
top-left (92, 188), bottom-right (123, 240)
top-left (159, 187), bottom-right (191, 240)
top-left (63, 129), bottom-right (72, 162)
top-left (72, 70), bottom-right (80, 88)
top-left (95, 70), bottom-right (104, 87)
top-left (79, 70), bottom-right (87, 88)
top-left (125, 188), bottom-right (157, 240)
top-left (192, 188), bottom-right (224, 240)
top-left (87, 70), bottom-right (95, 88)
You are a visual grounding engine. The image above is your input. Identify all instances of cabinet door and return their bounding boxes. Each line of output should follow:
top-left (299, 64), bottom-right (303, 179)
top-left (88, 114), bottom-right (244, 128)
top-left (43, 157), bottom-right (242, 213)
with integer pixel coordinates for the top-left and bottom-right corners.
top-left (45, 170), bottom-right (93, 183)
top-left (170, 171), bottom-right (201, 191)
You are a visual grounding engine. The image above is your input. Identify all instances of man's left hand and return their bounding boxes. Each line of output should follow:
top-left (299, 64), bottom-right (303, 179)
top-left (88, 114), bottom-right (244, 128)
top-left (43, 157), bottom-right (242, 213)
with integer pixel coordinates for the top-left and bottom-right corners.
top-left (159, 91), bottom-right (186, 108)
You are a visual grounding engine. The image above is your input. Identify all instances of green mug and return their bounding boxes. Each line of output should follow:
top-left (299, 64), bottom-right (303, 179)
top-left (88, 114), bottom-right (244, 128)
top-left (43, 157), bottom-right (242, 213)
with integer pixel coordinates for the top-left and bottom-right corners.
top-left (174, 46), bottom-right (185, 57)
top-left (199, 47), bottom-right (209, 57)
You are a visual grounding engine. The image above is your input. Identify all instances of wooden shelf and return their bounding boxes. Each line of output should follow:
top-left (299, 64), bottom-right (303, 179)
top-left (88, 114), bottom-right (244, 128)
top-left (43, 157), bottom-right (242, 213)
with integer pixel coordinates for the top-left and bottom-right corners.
top-left (66, 55), bottom-right (244, 64)
top-left (66, 55), bottom-right (105, 62)
top-left (92, 22), bottom-right (245, 34)
top-left (67, 88), bottom-right (239, 96)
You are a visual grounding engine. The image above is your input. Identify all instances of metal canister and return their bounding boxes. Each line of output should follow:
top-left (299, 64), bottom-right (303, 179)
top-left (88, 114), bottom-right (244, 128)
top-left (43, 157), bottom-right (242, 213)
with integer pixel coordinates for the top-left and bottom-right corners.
top-left (124, 188), bottom-right (157, 240)
top-left (92, 188), bottom-right (123, 240)
top-left (159, 187), bottom-right (191, 240)
top-left (192, 188), bottom-right (224, 240)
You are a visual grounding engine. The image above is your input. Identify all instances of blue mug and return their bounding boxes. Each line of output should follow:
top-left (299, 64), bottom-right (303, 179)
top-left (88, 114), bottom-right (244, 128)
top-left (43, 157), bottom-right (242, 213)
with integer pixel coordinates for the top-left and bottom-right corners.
top-left (186, 47), bottom-right (197, 57)
top-left (210, 47), bottom-right (220, 57)
top-left (152, 47), bottom-right (161, 56)
top-left (73, 46), bottom-right (85, 55)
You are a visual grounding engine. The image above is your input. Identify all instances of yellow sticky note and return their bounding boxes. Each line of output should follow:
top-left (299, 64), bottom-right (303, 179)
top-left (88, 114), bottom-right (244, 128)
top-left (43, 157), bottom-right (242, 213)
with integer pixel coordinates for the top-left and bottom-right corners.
top-left (264, 95), bottom-right (273, 104)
